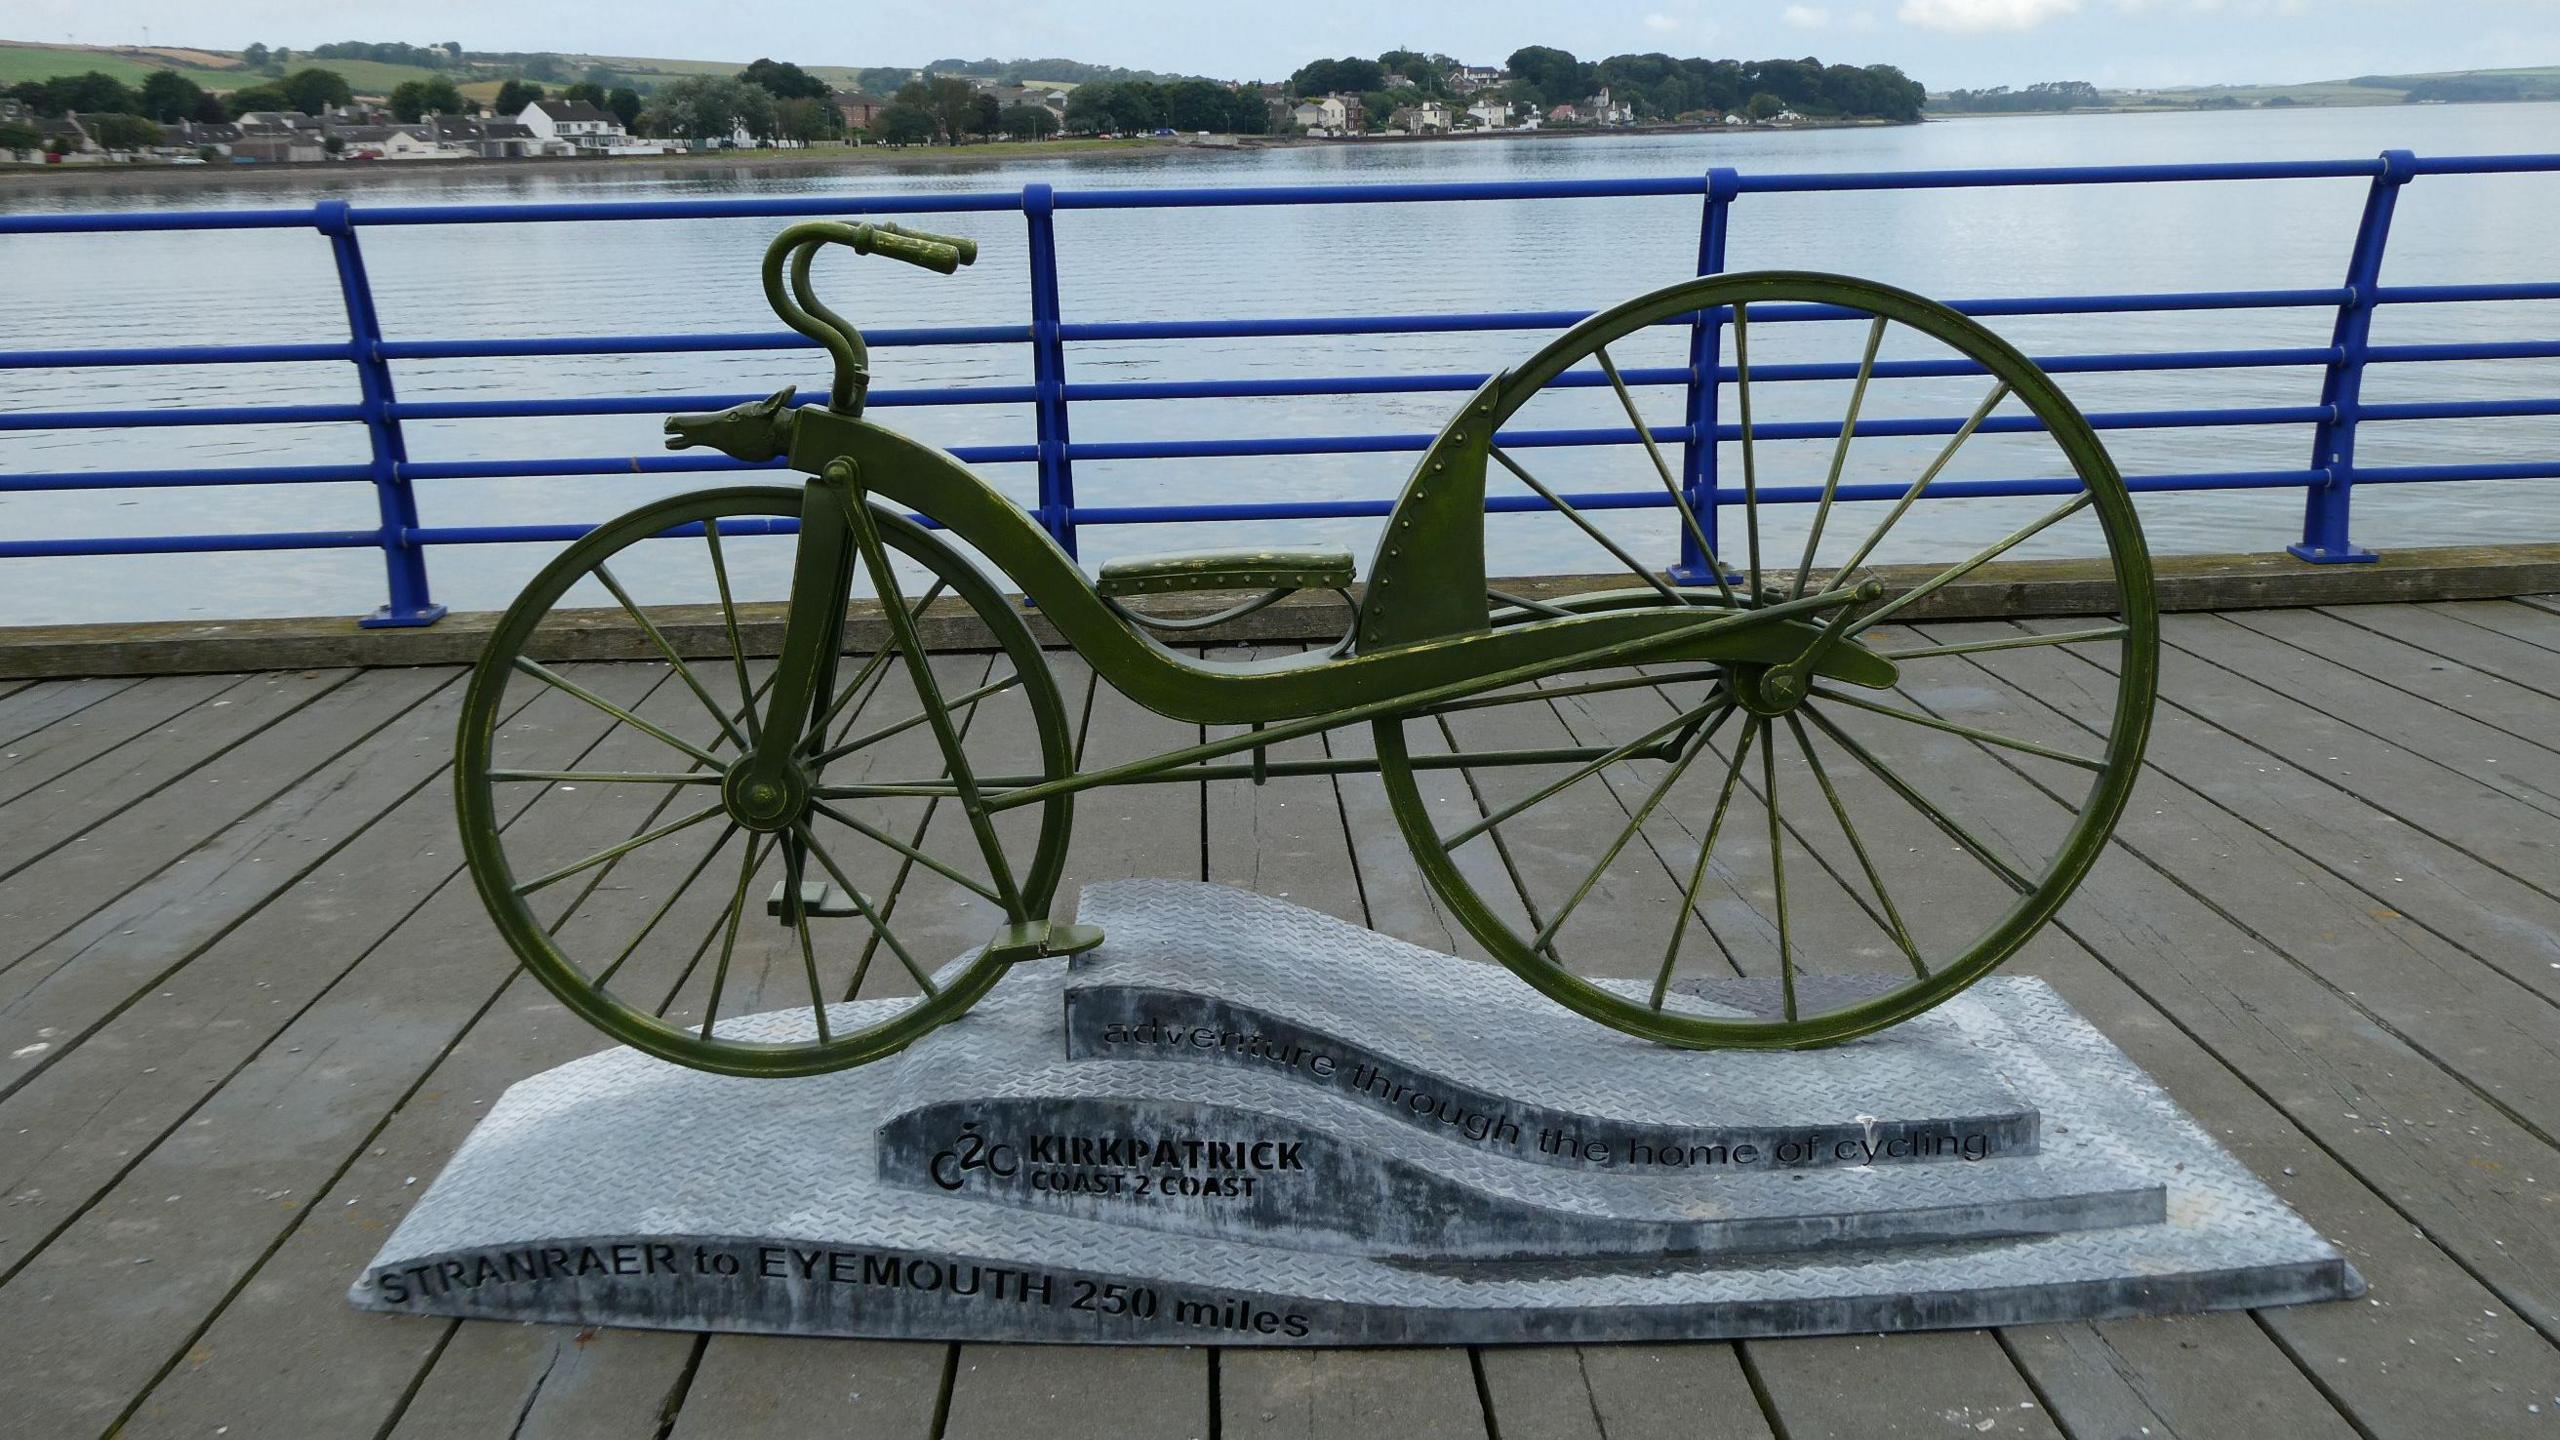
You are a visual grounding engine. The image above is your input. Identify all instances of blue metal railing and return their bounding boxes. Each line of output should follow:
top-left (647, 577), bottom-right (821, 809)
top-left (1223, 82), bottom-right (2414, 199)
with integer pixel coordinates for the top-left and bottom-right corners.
top-left (2, 148), bottom-right (2557, 625)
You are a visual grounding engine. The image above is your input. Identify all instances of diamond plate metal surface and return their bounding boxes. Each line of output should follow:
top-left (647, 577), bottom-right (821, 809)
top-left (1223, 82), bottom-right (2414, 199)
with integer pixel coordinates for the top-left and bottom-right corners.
top-left (351, 882), bottom-right (2361, 1345)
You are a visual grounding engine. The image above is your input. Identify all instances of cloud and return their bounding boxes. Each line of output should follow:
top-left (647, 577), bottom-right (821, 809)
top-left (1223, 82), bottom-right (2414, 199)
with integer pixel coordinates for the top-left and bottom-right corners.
top-left (1783, 4), bottom-right (1833, 26)
top-left (1897, 0), bottom-right (2083, 31)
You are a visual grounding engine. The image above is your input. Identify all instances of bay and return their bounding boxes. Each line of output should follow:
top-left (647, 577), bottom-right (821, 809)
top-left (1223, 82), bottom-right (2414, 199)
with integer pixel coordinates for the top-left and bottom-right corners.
top-left (1, 103), bottom-right (2554, 625)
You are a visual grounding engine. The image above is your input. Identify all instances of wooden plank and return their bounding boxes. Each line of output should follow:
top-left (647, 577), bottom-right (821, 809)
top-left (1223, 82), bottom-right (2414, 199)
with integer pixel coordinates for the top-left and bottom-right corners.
top-left (0, 665), bottom-right (441, 971)
top-left (1746, 1331), bottom-right (2062, 1439)
top-left (2003, 1314), bottom-right (2361, 1440)
top-left (667, 1337), bottom-right (949, 1438)
top-left (0, 672), bottom-right (246, 808)
top-left (0, 663), bottom-right (662, 1273)
top-left (110, 664), bottom-right (891, 1439)
top-left (1922, 617), bottom-right (2560, 1005)
top-left (1205, 645), bottom-right (1367, 925)
top-left (1892, 622), bottom-right (2560, 1154)
top-left (0, 666), bottom-right (348, 881)
top-left (1220, 1349), bottom-right (1487, 1437)
top-left (942, 1345), bottom-right (1205, 1440)
top-left (2440, 597), bottom-right (2560, 649)
top-left (2235, 604), bottom-right (2560, 771)
top-left (0, 675), bottom-right (137, 746)
top-left (1058, 662), bottom-right (1202, 908)
top-left (379, 1324), bottom-right (702, 1440)
top-left (2162, 612), bottom-right (2560, 824)
top-left (1477, 1344), bottom-right (1771, 1440)
top-left (0, 670), bottom-right (740, 1438)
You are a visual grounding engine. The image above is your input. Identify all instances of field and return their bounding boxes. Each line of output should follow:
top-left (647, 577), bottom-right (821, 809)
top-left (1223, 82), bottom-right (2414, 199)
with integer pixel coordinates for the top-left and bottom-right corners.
top-left (0, 40), bottom-right (461, 98)
top-left (1938, 63), bottom-right (2560, 114)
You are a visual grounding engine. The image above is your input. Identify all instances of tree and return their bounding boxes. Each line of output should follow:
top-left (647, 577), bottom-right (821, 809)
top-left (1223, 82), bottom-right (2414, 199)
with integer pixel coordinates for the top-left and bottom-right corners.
top-left (1360, 90), bottom-right (1395, 131)
top-left (996, 102), bottom-right (1055, 138)
top-left (560, 81), bottom-right (606, 107)
top-left (89, 113), bottom-right (163, 150)
top-left (390, 76), bottom-right (468, 121)
top-left (494, 79), bottom-right (544, 116)
top-left (968, 91), bottom-right (1001, 139)
top-left (323, 133), bottom-right (346, 156)
top-left (876, 102), bottom-right (936, 144)
top-left (892, 76), bottom-right (982, 143)
top-left (242, 43), bottom-right (270, 69)
top-left (774, 96), bottom-right (838, 142)
top-left (139, 70), bottom-right (209, 123)
top-left (226, 83), bottom-right (289, 114)
top-left (1748, 91), bottom-right (1784, 120)
top-left (442, 41), bottom-right (463, 62)
top-left (856, 66), bottom-right (913, 97)
top-left (1506, 46), bottom-right (1588, 107)
top-left (650, 75), bottom-right (774, 144)
top-left (1062, 84), bottom-right (1115, 134)
top-left (280, 68), bottom-right (353, 115)
top-left (1163, 79), bottom-right (1231, 132)
top-left (192, 88), bottom-right (229, 123)
top-left (1288, 57), bottom-right (1383, 96)
top-left (0, 120), bottom-right (40, 154)
top-left (10, 71), bottom-right (141, 114)
top-left (740, 58), bottom-right (829, 101)
top-left (607, 87), bottom-right (643, 129)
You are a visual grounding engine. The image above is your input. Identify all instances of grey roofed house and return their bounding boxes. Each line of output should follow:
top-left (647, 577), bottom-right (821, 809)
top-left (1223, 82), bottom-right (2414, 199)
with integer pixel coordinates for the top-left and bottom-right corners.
top-left (531, 99), bottom-right (615, 125)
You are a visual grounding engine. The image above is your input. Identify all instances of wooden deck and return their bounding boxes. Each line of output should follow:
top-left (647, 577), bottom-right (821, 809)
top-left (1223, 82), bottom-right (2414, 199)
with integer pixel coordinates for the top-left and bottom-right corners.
top-left (3, 596), bottom-right (2559, 1438)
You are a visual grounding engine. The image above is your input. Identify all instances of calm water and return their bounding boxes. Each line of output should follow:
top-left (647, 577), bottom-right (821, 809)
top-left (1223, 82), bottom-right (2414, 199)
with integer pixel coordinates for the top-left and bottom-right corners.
top-left (3, 105), bottom-right (2557, 624)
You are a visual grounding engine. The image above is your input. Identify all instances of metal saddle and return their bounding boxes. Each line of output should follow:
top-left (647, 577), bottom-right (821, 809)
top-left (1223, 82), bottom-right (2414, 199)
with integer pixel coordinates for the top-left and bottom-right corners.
top-left (1094, 548), bottom-right (1356, 598)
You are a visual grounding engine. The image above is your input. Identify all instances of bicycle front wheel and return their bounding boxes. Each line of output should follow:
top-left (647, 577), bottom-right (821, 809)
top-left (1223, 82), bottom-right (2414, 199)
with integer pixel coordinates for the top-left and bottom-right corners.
top-left (456, 486), bottom-right (1073, 1076)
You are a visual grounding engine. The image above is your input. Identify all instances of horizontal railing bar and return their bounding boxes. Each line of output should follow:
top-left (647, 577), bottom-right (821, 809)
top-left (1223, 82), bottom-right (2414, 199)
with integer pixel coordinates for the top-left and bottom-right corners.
top-left (2366, 339), bottom-right (2560, 363)
top-left (2373, 282), bottom-right (2560, 304)
top-left (8, 154), bottom-right (2556, 240)
top-left (0, 527), bottom-right (386, 558)
top-left (374, 323), bottom-right (1024, 360)
top-left (0, 403), bottom-right (367, 432)
top-left (0, 463), bottom-right (375, 493)
top-left (0, 341), bottom-right (356, 370)
top-left (2360, 397), bottom-right (2560, 422)
top-left (387, 384), bottom-right (1038, 421)
top-left (395, 444), bottom-right (1038, 482)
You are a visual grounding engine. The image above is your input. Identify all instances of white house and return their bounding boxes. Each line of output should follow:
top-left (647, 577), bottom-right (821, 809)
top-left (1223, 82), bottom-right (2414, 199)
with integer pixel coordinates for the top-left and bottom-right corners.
top-left (1387, 101), bottom-right (1452, 134)
top-left (1289, 96), bottom-right (1348, 134)
top-left (1465, 98), bottom-right (1510, 130)
top-left (518, 99), bottom-right (663, 154)
top-left (1583, 87), bottom-right (1635, 125)
top-left (1446, 65), bottom-right (1504, 94)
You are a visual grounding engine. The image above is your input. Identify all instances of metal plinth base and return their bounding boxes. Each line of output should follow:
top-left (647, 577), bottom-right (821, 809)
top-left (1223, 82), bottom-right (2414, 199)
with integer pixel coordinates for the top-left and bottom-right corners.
top-left (351, 881), bottom-right (2361, 1345)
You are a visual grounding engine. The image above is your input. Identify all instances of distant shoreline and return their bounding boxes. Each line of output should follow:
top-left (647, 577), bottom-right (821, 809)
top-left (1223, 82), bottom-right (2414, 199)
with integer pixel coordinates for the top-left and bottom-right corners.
top-left (0, 118), bottom-right (1907, 197)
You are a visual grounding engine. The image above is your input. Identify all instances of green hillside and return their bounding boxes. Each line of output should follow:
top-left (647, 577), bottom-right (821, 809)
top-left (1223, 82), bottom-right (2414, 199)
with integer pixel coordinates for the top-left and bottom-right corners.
top-left (1934, 64), bottom-right (2560, 114)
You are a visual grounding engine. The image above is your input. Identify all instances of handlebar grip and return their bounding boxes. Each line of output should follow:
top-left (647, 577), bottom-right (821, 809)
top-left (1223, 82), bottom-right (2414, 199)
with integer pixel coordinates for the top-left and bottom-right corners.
top-left (861, 228), bottom-right (964, 274)
top-left (874, 222), bottom-right (979, 268)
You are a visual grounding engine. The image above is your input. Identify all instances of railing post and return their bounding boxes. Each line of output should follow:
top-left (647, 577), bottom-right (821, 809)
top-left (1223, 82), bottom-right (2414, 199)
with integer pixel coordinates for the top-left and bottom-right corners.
top-left (2292, 149), bottom-right (2413, 565)
top-left (1021, 183), bottom-right (1078, 559)
top-left (317, 199), bottom-right (445, 626)
top-left (1671, 167), bottom-right (1741, 588)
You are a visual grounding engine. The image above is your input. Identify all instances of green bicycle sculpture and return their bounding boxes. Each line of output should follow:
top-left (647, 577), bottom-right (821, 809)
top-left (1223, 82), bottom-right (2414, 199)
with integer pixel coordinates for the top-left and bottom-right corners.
top-left (457, 220), bottom-right (2158, 1078)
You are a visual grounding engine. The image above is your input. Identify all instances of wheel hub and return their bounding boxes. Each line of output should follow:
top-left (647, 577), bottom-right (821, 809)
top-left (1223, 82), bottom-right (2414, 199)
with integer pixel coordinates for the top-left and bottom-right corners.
top-left (1726, 662), bottom-right (1809, 717)
top-left (722, 758), bottom-right (811, 833)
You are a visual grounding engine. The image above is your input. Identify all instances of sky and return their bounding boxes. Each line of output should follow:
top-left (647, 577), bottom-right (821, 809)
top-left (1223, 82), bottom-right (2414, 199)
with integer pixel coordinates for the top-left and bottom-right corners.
top-left (15, 0), bottom-right (2560, 92)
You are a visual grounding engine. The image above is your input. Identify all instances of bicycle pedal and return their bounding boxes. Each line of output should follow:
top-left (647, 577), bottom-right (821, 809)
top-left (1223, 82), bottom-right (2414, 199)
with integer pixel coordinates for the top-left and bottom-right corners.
top-left (766, 880), bottom-right (866, 919)
top-left (982, 920), bottom-right (1106, 965)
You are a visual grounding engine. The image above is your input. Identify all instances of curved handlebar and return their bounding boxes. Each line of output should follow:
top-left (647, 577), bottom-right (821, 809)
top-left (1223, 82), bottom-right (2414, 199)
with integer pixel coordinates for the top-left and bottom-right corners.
top-left (761, 220), bottom-right (979, 412)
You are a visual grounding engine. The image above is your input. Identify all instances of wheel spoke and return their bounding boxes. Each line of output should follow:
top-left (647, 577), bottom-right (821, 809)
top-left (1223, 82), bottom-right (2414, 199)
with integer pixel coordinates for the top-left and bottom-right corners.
top-left (1443, 696), bottom-right (1719, 850)
top-left (809, 797), bottom-right (1003, 903)
top-left (799, 825), bottom-right (940, 996)
top-left (1652, 716), bottom-right (1762, 1010)
top-left (1823, 380), bottom-right (2011, 591)
top-left (702, 517), bottom-right (761, 748)
top-left (489, 768), bottom-right (724, 787)
top-left (514, 801), bottom-right (726, 896)
top-left (1732, 301), bottom-right (1763, 596)
top-left (510, 657), bottom-right (727, 769)
top-left (1488, 447), bottom-right (1687, 607)
top-left (1530, 702), bottom-right (1736, 952)
top-left (810, 671), bottom-right (1022, 768)
top-left (1845, 491), bottom-right (2095, 637)
top-left (1873, 624), bottom-right (2128, 662)
top-left (592, 821), bottom-right (740, 990)
top-left (697, 832), bottom-right (771, 1040)
top-left (805, 579), bottom-right (949, 753)
top-left (1783, 714), bottom-right (1926, 979)
top-left (1761, 725), bottom-right (1796, 1021)
top-left (1802, 705), bottom-right (2034, 894)
top-left (781, 835), bottom-right (833, 1044)
top-left (1791, 316), bottom-right (1888, 599)
top-left (592, 562), bottom-right (750, 752)
top-left (1810, 686), bottom-right (2106, 771)
top-left (1594, 345), bottom-right (1736, 607)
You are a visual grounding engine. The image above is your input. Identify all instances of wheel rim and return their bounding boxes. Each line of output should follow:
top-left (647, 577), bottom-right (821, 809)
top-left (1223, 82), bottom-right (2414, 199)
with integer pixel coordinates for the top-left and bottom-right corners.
top-left (457, 487), bottom-right (1072, 1076)
top-left (1377, 272), bottom-right (2157, 1048)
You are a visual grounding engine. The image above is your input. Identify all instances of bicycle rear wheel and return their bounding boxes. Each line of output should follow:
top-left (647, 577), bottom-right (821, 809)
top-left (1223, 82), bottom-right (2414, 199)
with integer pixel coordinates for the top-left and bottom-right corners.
top-left (1374, 272), bottom-right (2156, 1048)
